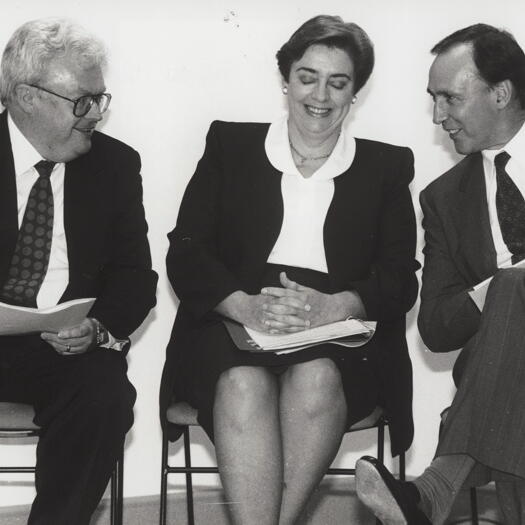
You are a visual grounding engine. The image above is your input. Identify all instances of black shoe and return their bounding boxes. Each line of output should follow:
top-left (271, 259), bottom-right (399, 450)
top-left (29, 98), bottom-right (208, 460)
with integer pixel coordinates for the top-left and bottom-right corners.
top-left (355, 456), bottom-right (431, 525)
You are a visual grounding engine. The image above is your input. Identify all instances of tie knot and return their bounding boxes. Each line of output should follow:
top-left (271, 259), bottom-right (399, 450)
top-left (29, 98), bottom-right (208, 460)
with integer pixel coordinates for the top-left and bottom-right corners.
top-left (34, 160), bottom-right (55, 179)
top-left (495, 151), bottom-right (511, 171)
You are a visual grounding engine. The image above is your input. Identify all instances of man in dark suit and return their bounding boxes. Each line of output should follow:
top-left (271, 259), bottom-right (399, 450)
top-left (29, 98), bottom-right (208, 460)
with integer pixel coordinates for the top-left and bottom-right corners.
top-left (0, 18), bottom-right (157, 524)
top-left (356, 24), bottom-right (525, 525)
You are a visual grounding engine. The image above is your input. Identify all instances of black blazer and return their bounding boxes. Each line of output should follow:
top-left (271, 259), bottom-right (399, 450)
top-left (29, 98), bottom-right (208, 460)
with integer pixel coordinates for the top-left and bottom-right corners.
top-left (0, 111), bottom-right (157, 350)
top-left (161, 121), bottom-right (419, 455)
top-left (418, 153), bottom-right (496, 383)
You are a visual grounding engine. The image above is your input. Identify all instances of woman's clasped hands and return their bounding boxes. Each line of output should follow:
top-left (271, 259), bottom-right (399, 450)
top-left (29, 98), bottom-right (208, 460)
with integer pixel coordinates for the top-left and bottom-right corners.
top-left (227, 274), bottom-right (364, 335)
top-left (260, 272), bottom-right (342, 334)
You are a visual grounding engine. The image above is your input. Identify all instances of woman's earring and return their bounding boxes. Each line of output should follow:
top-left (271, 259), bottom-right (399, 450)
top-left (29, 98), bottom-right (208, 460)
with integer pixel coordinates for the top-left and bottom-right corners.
top-left (352, 96), bottom-right (357, 104)
top-left (282, 86), bottom-right (288, 95)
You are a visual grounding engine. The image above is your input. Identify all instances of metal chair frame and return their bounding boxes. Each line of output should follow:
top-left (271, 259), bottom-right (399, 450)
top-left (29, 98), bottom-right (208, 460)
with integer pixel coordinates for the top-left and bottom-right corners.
top-left (447, 483), bottom-right (506, 525)
top-left (0, 402), bottom-right (124, 525)
top-left (160, 409), bottom-right (405, 525)
top-left (447, 486), bottom-right (505, 525)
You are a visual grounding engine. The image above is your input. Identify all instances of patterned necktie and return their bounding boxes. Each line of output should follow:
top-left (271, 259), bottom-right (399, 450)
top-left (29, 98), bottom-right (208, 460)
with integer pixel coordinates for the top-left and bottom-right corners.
top-left (495, 151), bottom-right (525, 264)
top-left (0, 160), bottom-right (55, 306)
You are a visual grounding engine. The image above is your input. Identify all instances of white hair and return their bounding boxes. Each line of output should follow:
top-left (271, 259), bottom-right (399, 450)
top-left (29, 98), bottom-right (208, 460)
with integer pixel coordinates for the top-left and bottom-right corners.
top-left (0, 18), bottom-right (107, 105)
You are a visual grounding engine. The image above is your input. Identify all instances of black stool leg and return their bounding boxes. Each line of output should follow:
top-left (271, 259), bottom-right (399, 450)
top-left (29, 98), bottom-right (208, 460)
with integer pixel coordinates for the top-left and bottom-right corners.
top-left (160, 431), bottom-right (169, 525)
top-left (183, 427), bottom-right (195, 525)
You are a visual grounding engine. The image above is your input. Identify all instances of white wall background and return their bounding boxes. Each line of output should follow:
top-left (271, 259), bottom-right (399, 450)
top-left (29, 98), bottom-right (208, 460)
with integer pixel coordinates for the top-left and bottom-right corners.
top-left (0, 0), bottom-right (524, 508)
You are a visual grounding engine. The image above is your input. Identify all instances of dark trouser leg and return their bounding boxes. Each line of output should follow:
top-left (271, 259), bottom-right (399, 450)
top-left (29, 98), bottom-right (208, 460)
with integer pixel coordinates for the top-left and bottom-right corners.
top-left (496, 479), bottom-right (525, 525)
top-left (437, 268), bottom-right (525, 478)
top-left (432, 269), bottom-right (525, 521)
top-left (0, 342), bottom-right (135, 525)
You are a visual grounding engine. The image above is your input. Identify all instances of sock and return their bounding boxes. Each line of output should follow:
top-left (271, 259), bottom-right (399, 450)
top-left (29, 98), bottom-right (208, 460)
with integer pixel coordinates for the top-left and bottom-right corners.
top-left (413, 454), bottom-right (475, 525)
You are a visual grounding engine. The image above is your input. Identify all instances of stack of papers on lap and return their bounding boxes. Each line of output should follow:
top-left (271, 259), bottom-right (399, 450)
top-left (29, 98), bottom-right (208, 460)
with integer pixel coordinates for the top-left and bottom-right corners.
top-left (223, 318), bottom-right (376, 355)
top-left (0, 297), bottom-right (96, 335)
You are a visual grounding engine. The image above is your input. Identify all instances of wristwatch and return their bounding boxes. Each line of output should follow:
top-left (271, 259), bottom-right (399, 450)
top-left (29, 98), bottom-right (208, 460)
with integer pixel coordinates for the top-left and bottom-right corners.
top-left (92, 318), bottom-right (109, 346)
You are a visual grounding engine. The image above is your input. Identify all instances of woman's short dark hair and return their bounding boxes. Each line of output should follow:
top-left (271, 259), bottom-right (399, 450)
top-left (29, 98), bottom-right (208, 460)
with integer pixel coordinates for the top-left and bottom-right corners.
top-left (432, 23), bottom-right (525, 109)
top-left (276, 15), bottom-right (374, 94)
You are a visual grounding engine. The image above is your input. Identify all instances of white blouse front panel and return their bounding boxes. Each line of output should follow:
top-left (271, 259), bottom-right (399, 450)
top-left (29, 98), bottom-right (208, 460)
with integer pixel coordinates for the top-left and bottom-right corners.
top-left (264, 115), bottom-right (356, 273)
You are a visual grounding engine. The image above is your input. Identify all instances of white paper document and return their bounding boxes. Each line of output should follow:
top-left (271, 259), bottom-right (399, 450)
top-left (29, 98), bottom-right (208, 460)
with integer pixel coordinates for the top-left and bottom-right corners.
top-left (243, 318), bottom-right (377, 355)
top-left (0, 297), bottom-right (96, 335)
top-left (468, 258), bottom-right (525, 311)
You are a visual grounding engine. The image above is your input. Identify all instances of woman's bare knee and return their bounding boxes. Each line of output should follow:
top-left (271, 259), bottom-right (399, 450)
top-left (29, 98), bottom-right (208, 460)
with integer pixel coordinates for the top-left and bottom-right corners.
top-left (283, 359), bottom-right (345, 418)
top-left (215, 367), bottom-right (277, 429)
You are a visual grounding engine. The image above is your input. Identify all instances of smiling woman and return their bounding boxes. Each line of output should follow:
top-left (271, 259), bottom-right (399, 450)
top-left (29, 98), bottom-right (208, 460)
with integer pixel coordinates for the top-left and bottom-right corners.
top-left (277, 15), bottom-right (374, 177)
top-left (285, 45), bottom-right (355, 165)
top-left (161, 13), bottom-right (419, 525)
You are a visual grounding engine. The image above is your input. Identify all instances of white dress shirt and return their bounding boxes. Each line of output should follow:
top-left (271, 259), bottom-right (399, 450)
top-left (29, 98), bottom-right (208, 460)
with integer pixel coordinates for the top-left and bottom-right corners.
top-left (8, 113), bottom-right (69, 308)
top-left (482, 123), bottom-right (525, 268)
top-left (264, 114), bottom-right (356, 273)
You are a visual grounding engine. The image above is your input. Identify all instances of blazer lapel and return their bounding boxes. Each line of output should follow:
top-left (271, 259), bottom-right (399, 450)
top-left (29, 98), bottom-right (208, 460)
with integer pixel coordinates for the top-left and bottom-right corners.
top-left (0, 111), bottom-right (19, 281)
top-left (457, 153), bottom-right (497, 283)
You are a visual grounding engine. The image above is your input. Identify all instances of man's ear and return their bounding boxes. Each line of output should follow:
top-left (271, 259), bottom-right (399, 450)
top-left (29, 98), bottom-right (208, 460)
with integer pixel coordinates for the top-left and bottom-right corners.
top-left (13, 84), bottom-right (36, 114)
top-left (493, 79), bottom-right (513, 109)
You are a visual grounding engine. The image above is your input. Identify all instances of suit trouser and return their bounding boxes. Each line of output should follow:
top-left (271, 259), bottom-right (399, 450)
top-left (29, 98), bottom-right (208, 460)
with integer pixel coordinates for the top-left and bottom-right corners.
top-left (0, 336), bottom-right (136, 525)
top-left (437, 268), bottom-right (525, 521)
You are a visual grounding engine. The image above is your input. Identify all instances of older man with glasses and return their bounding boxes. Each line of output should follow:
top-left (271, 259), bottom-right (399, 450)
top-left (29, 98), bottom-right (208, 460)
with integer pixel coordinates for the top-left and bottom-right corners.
top-left (0, 17), bottom-right (157, 524)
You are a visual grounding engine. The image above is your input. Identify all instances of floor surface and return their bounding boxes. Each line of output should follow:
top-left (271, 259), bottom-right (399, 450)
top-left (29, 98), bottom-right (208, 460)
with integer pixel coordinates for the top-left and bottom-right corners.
top-left (0, 479), bottom-right (504, 524)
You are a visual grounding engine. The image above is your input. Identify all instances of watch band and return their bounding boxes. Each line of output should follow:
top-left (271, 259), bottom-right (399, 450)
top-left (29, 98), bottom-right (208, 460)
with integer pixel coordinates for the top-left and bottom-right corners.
top-left (90, 318), bottom-right (128, 351)
top-left (93, 318), bottom-right (109, 346)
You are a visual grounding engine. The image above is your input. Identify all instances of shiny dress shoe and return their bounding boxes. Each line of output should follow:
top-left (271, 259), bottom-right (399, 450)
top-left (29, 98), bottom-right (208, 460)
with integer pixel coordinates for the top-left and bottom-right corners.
top-left (356, 456), bottom-right (431, 525)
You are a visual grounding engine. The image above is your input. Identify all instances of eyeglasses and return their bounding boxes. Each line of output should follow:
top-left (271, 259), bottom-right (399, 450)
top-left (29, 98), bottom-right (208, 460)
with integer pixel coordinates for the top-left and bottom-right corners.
top-left (29, 84), bottom-right (112, 117)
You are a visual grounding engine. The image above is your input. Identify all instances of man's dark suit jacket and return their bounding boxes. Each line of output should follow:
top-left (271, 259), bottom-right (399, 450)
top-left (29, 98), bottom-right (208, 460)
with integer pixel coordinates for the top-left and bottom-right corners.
top-left (161, 120), bottom-right (419, 456)
top-left (0, 110), bottom-right (157, 352)
top-left (419, 153), bottom-right (496, 383)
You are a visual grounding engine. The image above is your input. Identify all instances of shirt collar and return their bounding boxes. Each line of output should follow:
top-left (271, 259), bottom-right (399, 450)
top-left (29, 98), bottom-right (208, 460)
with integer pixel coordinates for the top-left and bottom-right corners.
top-left (482, 122), bottom-right (525, 170)
top-left (264, 113), bottom-right (356, 181)
top-left (8, 112), bottom-right (48, 176)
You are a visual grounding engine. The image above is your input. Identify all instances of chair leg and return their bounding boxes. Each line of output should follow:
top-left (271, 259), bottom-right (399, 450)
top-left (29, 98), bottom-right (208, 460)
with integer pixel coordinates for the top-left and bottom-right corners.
top-left (470, 487), bottom-right (479, 525)
top-left (375, 421), bottom-right (386, 525)
top-left (377, 421), bottom-right (385, 463)
top-left (183, 427), bottom-right (195, 525)
top-left (160, 430), bottom-right (169, 525)
top-left (110, 450), bottom-right (124, 525)
top-left (399, 451), bottom-right (406, 481)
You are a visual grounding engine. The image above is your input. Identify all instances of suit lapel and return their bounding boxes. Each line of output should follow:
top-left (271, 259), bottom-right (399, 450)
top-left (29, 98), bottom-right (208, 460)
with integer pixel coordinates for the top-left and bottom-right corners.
top-left (0, 111), bottom-right (19, 281)
top-left (457, 153), bottom-right (497, 283)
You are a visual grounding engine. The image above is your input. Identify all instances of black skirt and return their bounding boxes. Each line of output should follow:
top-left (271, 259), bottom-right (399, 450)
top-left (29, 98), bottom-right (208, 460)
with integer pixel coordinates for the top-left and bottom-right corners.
top-left (173, 264), bottom-right (379, 441)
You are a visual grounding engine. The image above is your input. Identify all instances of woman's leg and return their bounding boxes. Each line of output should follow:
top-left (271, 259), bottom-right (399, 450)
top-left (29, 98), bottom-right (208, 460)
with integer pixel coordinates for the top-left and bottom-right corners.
top-left (278, 358), bottom-right (347, 525)
top-left (214, 366), bottom-right (282, 525)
